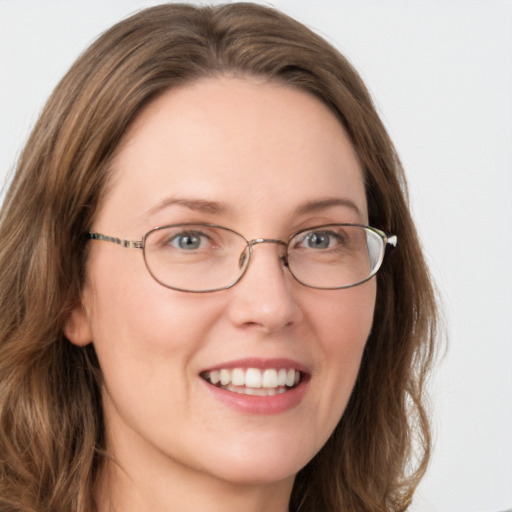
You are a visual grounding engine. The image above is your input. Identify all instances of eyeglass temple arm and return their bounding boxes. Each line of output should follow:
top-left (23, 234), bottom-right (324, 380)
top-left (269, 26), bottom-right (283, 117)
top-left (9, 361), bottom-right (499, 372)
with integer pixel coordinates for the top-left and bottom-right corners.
top-left (87, 230), bottom-right (397, 250)
top-left (88, 233), bottom-right (143, 249)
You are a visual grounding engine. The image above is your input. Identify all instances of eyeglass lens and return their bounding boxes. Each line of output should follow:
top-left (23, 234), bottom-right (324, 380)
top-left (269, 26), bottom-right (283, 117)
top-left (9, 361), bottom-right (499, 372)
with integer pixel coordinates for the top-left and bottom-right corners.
top-left (142, 224), bottom-right (385, 292)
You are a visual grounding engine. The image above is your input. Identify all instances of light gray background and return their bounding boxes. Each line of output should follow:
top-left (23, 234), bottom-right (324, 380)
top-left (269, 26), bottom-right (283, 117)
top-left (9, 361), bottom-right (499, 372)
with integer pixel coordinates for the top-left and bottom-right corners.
top-left (0, 1), bottom-right (511, 511)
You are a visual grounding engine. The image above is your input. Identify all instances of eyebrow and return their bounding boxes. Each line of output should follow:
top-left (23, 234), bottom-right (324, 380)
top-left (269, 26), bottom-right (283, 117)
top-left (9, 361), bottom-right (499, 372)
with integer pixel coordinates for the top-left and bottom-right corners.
top-left (144, 196), bottom-right (363, 220)
top-left (144, 196), bottom-right (229, 217)
top-left (294, 197), bottom-right (363, 218)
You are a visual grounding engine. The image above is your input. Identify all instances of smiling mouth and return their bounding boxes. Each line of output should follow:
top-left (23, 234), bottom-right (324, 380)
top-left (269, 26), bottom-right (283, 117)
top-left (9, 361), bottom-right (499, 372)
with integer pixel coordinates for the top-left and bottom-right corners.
top-left (200, 367), bottom-right (302, 396)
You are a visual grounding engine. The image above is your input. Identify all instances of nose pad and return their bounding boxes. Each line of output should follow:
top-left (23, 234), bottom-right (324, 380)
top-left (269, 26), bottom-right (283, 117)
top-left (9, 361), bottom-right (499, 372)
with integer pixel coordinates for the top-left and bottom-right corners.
top-left (238, 246), bottom-right (250, 269)
top-left (236, 240), bottom-right (289, 284)
top-left (245, 239), bottom-right (289, 272)
top-left (280, 249), bottom-right (289, 268)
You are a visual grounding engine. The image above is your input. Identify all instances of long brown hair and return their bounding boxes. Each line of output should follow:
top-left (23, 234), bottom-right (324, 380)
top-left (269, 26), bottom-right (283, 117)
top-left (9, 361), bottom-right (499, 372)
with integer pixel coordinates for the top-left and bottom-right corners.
top-left (0, 3), bottom-right (438, 511)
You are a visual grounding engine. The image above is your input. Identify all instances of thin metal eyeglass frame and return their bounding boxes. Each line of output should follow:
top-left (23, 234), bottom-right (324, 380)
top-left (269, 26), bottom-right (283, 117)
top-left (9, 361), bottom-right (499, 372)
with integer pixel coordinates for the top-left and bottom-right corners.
top-left (87, 223), bottom-right (398, 293)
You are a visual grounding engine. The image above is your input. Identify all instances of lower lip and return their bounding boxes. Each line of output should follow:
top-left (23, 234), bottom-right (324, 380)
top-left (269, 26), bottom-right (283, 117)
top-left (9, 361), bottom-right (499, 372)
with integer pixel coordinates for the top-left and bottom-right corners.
top-left (201, 378), bottom-right (309, 415)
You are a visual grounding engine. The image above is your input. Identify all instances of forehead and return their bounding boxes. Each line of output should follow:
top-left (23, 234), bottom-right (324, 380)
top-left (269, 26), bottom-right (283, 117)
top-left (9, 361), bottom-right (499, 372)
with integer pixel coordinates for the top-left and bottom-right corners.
top-left (100, 76), bottom-right (367, 231)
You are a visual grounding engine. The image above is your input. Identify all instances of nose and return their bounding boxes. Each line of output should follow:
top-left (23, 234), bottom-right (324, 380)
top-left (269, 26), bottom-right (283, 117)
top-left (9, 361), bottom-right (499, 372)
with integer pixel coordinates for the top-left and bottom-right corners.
top-left (226, 240), bottom-right (303, 333)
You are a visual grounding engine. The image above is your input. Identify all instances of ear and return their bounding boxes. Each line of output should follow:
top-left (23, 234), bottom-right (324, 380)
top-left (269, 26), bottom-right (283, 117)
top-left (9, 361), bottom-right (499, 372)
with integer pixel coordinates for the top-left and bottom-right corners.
top-left (64, 304), bottom-right (93, 346)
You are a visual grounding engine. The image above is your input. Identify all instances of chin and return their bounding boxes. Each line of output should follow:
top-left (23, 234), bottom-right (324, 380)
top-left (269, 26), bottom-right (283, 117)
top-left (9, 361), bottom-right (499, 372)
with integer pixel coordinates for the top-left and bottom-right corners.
top-left (210, 462), bottom-right (299, 487)
top-left (197, 434), bottom-right (317, 487)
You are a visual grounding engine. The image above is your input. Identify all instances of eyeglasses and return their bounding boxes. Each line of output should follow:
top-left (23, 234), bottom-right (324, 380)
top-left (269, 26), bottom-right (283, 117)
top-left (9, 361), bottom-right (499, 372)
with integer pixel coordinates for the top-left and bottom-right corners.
top-left (88, 223), bottom-right (397, 293)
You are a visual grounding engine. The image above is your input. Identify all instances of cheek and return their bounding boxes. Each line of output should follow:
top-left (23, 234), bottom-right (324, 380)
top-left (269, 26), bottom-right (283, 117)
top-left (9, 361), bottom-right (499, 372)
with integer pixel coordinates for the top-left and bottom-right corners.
top-left (88, 283), bottom-right (203, 368)
top-left (305, 282), bottom-right (376, 432)
top-left (308, 280), bottom-right (376, 352)
top-left (83, 249), bottom-right (220, 390)
top-left (86, 245), bottom-right (207, 342)
top-left (333, 283), bottom-right (375, 374)
top-left (85, 277), bottom-right (227, 441)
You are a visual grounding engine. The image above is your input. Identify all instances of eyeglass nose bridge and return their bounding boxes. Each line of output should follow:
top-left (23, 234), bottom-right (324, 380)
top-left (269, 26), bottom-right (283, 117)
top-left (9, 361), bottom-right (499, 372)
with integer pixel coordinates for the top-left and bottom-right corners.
top-left (239, 238), bottom-right (289, 270)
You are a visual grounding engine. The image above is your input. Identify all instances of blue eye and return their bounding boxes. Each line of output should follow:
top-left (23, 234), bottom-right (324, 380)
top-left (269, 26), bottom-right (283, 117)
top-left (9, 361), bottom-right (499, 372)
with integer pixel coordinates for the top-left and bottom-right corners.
top-left (169, 231), bottom-right (208, 250)
top-left (299, 231), bottom-right (340, 250)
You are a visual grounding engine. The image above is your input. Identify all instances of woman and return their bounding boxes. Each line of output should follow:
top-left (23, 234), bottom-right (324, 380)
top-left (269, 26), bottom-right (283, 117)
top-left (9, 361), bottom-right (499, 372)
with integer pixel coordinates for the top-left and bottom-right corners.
top-left (0, 3), bottom-right (437, 511)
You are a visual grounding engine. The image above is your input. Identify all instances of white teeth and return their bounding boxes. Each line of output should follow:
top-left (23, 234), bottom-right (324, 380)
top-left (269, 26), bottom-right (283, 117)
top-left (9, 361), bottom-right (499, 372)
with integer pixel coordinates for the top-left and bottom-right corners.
top-left (262, 369), bottom-right (278, 388)
top-left (203, 367), bottom-right (302, 392)
top-left (209, 370), bottom-right (220, 385)
top-left (245, 368), bottom-right (263, 388)
top-left (220, 369), bottom-right (231, 386)
top-left (232, 368), bottom-right (245, 386)
top-left (227, 385), bottom-right (272, 396)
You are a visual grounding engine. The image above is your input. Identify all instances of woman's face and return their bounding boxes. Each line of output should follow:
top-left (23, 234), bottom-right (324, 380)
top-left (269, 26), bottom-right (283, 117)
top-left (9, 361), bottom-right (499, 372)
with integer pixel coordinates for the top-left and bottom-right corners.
top-left (68, 77), bottom-right (375, 492)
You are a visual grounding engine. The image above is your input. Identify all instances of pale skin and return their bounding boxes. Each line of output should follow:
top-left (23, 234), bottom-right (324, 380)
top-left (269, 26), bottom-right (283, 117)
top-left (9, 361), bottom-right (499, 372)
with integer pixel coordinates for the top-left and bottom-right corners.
top-left (66, 76), bottom-right (376, 512)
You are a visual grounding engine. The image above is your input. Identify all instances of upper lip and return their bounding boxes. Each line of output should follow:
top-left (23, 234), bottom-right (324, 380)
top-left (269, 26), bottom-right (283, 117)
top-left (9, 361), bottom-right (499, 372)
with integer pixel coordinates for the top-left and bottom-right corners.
top-left (200, 357), bottom-right (309, 375)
